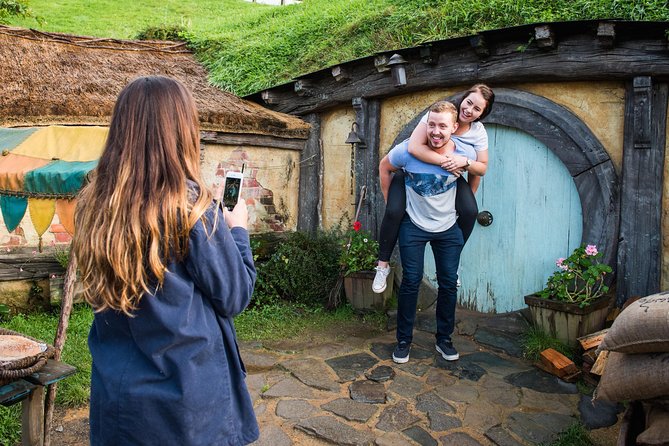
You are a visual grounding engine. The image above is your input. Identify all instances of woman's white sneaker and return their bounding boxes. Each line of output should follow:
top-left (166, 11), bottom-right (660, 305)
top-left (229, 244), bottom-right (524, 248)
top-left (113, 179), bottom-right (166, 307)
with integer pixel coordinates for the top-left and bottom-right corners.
top-left (372, 266), bottom-right (391, 293)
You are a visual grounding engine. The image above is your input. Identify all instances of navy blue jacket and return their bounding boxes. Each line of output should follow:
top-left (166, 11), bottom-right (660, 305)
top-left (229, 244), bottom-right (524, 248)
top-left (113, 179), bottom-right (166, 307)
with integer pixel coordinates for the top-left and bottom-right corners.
top-left (88, 204), bottom-right (259, 445)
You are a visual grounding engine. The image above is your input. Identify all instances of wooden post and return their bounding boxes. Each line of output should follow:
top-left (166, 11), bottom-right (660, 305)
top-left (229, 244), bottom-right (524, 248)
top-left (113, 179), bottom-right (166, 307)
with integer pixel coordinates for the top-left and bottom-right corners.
top-left (352, 98), bottom-right (381, 237)
top-left (297, 114), bottom-right (322, 233)
top-left (22, 386), bottom-right (45, 446)
top-left (43, 254), bottom-right (77, 446)
top-left (617, 78), bottom-right (667, 305)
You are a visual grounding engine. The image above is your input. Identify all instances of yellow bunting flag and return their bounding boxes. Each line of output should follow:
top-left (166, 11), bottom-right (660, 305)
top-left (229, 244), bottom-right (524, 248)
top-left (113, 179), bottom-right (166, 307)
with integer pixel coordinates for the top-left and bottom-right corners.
top-left (55, 198), bottom-right (77, 235)
top-left (28, 198), bottom-right (56, 252)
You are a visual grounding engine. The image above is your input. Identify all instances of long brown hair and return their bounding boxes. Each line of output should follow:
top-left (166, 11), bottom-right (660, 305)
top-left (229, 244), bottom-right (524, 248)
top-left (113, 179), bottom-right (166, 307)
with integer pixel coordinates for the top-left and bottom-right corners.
top-left (73, 76), bottom-right (212, 314)
top-left (457, 83), bottom-right (495, 121)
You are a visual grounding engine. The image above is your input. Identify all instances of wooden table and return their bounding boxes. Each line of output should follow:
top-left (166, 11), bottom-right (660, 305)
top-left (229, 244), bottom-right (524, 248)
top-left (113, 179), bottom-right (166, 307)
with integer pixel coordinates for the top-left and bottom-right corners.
top-left (0, 360), bottom-right (76, 446)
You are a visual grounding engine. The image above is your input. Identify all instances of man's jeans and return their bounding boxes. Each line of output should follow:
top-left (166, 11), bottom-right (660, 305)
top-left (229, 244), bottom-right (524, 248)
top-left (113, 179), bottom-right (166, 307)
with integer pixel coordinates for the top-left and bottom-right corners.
top-left (396, 216), bottom-right (464, 344)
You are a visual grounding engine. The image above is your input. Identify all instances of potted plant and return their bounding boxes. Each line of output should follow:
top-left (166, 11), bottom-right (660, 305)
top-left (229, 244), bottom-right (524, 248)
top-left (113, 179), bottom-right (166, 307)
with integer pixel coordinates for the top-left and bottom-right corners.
top-left (340, 221), bottom-right (393, 311)
top-left (524, 244), bottom-right (614, 347)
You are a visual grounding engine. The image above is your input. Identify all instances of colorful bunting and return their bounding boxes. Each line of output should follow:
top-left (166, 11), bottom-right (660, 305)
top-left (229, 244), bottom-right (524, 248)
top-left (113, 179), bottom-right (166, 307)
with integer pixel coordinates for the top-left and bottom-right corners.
top-left (0, 126), bottom-right (106, 246)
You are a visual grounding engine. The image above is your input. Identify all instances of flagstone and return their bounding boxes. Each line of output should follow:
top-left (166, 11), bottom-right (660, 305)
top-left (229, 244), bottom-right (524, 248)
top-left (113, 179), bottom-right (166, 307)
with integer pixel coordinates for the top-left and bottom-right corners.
top-left (321, 398), bottom-right (378, 422)
top-left (295, 416), bottom-right (375, 446)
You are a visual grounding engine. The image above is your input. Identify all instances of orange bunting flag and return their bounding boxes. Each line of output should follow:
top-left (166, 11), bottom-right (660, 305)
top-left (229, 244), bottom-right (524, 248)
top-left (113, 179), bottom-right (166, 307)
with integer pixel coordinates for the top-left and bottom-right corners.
top-left (55, 198), bottom-right (77, 235)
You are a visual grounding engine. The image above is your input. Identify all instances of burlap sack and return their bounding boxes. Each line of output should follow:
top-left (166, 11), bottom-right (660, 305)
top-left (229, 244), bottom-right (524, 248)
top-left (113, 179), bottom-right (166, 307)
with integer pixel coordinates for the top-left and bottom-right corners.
top-left (637, 403), bottom-right (669, 446)
top-left (594, 352), bottom-right (669, 402)
top-left (598, 291), bottom-right (669, 354)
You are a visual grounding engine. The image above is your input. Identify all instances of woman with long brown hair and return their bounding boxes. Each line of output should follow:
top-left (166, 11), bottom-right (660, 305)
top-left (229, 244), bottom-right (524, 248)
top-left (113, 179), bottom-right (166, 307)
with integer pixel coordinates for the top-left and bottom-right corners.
top-left (73, 76), bottom-right (259, 445)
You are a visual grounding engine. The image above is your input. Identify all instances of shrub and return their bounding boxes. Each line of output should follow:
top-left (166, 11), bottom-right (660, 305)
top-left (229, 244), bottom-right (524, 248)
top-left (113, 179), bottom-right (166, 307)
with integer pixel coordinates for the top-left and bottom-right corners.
top-left (252, 230), bottom-right (344, 308)
top-left (135, 24), bottom-right (191, 42)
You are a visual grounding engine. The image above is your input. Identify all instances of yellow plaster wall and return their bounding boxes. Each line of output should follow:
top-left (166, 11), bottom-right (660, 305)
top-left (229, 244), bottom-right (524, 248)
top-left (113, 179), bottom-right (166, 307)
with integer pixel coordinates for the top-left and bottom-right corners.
top-left (201, 143), bottom-right (301, 233)
top-left (320, 107), bottom-right (357, 229)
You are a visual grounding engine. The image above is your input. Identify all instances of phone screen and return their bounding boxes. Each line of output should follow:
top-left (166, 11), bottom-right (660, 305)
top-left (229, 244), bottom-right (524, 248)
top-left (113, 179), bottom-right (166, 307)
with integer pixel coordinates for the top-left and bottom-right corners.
top-left (223, 177), bottom-right (242, 210)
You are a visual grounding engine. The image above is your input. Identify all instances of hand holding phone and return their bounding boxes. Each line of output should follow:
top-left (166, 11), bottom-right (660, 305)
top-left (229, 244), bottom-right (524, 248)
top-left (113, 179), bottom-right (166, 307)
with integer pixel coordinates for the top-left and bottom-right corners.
top-left (222, 171), bottom-right (243, 211)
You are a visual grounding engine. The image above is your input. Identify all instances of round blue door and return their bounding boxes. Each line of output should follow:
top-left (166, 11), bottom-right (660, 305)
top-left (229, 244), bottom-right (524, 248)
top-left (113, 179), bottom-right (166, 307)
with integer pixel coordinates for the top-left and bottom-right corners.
top-left (424, 124), bottom-right (583, 313)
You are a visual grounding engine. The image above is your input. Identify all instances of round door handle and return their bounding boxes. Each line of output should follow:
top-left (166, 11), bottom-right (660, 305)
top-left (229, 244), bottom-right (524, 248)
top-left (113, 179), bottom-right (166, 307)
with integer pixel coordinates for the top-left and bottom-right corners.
top-left (477, 210), bottom-right (493, 227)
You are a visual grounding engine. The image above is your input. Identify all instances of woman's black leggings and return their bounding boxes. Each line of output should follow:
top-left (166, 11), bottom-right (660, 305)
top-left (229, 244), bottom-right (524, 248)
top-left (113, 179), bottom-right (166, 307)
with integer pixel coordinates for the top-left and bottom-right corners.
top-left (377, 172), bottom-right (479, 262)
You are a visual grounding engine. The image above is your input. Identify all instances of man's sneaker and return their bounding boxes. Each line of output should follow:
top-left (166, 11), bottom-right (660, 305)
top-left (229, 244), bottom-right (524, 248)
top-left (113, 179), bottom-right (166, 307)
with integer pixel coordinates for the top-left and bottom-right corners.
top-left (436, 340), bottom-right (459, 361)
top-left (372, 265), bottom-right (391, 293)
top-left (392, 341), bottom-right (411, 363)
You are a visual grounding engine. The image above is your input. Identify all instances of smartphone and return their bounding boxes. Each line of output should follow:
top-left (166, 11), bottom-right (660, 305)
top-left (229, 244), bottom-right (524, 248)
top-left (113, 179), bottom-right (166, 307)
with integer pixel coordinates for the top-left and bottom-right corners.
top-left (222, 171), bottom-right (243, 211)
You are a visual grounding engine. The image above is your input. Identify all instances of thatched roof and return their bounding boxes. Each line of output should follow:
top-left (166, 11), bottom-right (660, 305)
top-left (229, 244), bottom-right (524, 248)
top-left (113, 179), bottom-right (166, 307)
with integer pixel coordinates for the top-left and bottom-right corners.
top-left (0, 26), bottom-right (309, 139)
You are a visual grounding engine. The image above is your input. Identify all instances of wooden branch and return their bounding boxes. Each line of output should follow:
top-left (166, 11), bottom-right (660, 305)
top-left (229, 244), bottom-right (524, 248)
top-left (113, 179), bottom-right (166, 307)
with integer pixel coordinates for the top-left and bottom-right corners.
top-left (44, 254), bottom-right (78, 446)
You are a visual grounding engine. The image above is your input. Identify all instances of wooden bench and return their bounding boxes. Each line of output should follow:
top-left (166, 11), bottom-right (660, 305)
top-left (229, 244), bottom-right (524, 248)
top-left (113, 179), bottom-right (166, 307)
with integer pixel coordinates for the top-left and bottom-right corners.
top-left (0, 360), bottom-right (76, 446)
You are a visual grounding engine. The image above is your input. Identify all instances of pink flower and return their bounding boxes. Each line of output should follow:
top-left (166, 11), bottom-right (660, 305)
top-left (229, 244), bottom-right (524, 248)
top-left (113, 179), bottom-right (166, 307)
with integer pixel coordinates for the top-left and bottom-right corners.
top-left (585, 245), bottom-right (598, 256)
top-left (353, 221), bottom-right (362, 232)
top-left (556, 258), bottom-right (568, 271)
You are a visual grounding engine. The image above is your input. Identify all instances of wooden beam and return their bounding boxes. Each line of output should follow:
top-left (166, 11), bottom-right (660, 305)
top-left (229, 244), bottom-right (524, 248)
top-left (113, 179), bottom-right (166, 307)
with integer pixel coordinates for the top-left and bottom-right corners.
top-left (294, 80), bottom-right (316, 97)
top-left (536, 348), bottom-right (580, 382)
top-left (590, 350), bottom-right (609, 375)
top-left (331, 65), bottom-right (351, 82)
top-left (248, 25), bottom-right (669, 116)
top-left (352, 98), bottom-right (381, 237)
top-left (469, 35), bottom-right (489, 58)
top-left (374, 55), bottom-right (390, 73)
top-left (200, 131), bottom-right (306, 151)
top-left (577, 328), bottom-right (609, 351)
top-left (22, 386), bottom-right (44, 446)
top-left (419, 45), bottom-right (438, 65)
top-left (0, 254), bottom-right (63, 281)
top-left (534, 25), bottom-right (556, 49)
top-left (617, 78), bottom-right (667, 305)
top-left (297, 114), bottom-right (321, 233)
top-left (597, 22), bottom-right (616, 48)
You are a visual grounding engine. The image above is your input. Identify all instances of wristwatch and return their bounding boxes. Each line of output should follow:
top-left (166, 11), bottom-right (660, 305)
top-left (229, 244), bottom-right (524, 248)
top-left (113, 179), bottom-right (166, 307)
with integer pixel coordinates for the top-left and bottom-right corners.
top-left (465, 159), bottom-right (472, 169)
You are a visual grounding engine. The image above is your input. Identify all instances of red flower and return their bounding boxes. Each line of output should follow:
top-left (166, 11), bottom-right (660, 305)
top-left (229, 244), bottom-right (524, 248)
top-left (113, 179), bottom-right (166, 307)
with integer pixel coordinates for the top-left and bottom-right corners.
top-left (353, 221), bottom-right (362, 232)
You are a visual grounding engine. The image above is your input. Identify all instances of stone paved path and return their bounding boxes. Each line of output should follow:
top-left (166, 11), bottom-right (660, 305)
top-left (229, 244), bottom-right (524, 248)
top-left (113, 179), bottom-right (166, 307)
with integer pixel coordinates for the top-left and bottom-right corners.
top-left (244, 307), bottom-right (621, 446)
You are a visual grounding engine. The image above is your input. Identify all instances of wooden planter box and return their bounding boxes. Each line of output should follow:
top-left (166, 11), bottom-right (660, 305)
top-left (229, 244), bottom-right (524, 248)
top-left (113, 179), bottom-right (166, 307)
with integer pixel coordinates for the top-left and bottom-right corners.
top-left (49, 275), bottom-right (84, 306)
top-left (524, 293), bottom-right (615, 347)
top-left (343, 270), bottom-right (394, 312)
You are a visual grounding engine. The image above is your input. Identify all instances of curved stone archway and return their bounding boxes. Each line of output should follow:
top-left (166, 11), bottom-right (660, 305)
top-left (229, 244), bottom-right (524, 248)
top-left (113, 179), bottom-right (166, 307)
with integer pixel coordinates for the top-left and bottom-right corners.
top-left (392, 88), bottom-right (620, 269)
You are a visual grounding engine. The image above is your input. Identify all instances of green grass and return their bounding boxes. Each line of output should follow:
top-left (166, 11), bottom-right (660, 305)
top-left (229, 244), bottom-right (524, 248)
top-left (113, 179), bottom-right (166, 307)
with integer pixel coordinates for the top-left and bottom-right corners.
top-left (7, 0), bottom-right (669, 96)
top-left (545, 422), bottom-right (594, 446)
top-left (235, 301), bottom-right (386, 341)
top-left (0, 304), bottom-right (94, 446)
top-left (522, 325), bottom-right (574, 362)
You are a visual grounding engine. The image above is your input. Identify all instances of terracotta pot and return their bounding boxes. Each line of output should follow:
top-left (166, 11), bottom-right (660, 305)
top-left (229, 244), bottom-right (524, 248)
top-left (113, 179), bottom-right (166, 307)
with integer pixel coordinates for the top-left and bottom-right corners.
top-left (343, 270), bottom-right (394, 311)
top-left (524, 293), bottom-right (615, 347)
